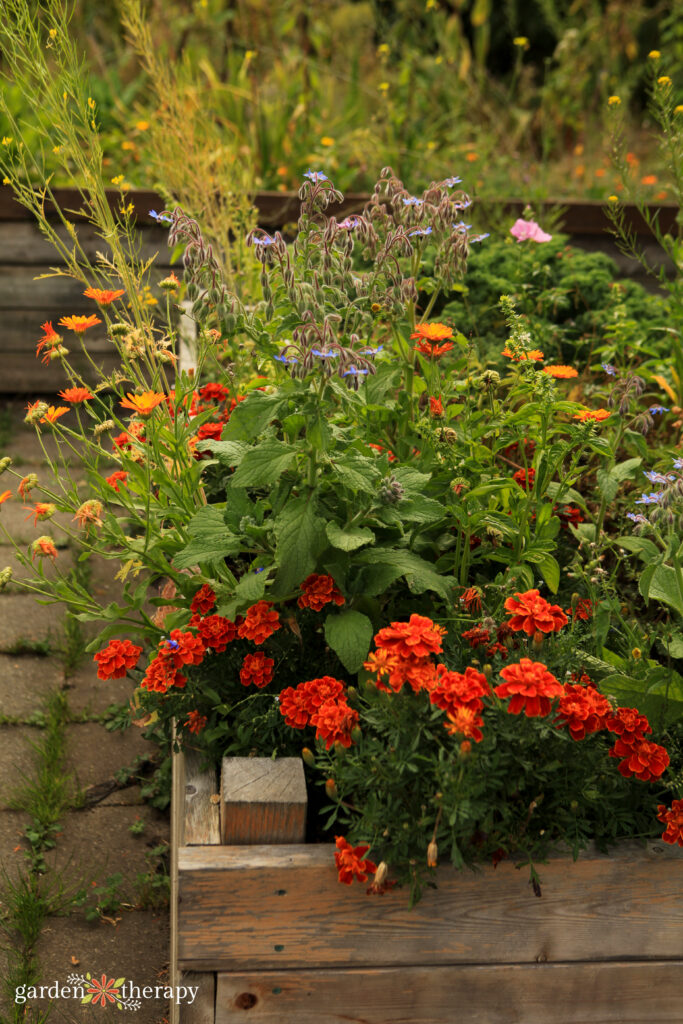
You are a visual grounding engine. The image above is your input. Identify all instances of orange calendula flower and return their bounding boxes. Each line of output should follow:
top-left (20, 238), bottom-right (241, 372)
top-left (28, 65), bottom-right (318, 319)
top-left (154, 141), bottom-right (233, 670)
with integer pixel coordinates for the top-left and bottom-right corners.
top-left (58, 314), bottom-right (102, 332)
top-left (83, 286), bottom-right (125, 304)
top-left (73, 499), bottom-right (104, 529)
top-left (40, 406), bottom-right (69, 423)
top-left (573, 408), bottom-right (611, 422)
top-left (429, 396), bottom-right (444, 416)
top-left (23, 502), bottom-right (56, 526)
top-left (58, 387), bottom-right (94, 402)
top-left (105, 470), bottom-right (128, 491)
top-left (120, 391), bottom-right (166, 417)
top-left (411, 322), bottom-right (454, 342)
top-left (0, 490), bottom-right (11, 505)
top-left (31, 535), bottom-right (58, 561)
top-left (35, 321), bottom-right (62, 363)
top-left (502, 347), bottom-right (544, 362)
top-left (543, 365), bottom-right (578, 379)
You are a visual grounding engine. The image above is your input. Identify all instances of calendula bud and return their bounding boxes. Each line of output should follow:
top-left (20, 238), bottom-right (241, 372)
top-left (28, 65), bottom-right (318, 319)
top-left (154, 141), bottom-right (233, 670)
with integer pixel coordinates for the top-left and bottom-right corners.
top-left (0, 457), bottom-right (11, 473)
top-left (159, 273), bottom-right (180, 291)
top-left (49, 345), bottom-right (69, 360)
top-left (571, 593), bottom-right (580, 611)
top-left (301, 747), bottom-right (315, 768)
top-left (325, 778), bottom-right (338, 800)
top-left (350, 725), bottom-right (362, 744)
top-left (427, 838), bottom-right (438, 868)
top-left (632, 647), bottom-right (642, 660)
top-left (483, 664), bottom-right (493, 683)
top-left (109, 322), bottom-right (129, 336)
top-left (374, 861), bottom-right (388, 886)
top-left (532, 630), bottom-right (544, 649)
top-left (0, 567), bottom-right (12, 590)
top-left (25, 403), bottom-right (48, 425)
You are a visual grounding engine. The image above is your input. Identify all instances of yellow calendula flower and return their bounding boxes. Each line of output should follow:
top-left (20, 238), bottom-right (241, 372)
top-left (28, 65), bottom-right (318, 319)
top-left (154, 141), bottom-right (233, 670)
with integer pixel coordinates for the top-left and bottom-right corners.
top-left (49, 27), bottom-right (57, 39)
top-left (649, 50), bottom-right (661, 59)
top-left (675, 105), bottom-right (683, 115)
top-left (658, 75), bottom-right (672, 87)
top-left (426, 0), bottom-right (437, 10)
top-left (608, 95), bottom-right (621, 106)
top-left (320, 136), bottom-right (334, 147)
top-left (513, 36), bottom-right (529, 48)
top-left (608, 195), bottom-right (619, 202)
top-left (121, 140), bottom-right (136, 151)
top-left (135, 120), bottom-right (149, 131)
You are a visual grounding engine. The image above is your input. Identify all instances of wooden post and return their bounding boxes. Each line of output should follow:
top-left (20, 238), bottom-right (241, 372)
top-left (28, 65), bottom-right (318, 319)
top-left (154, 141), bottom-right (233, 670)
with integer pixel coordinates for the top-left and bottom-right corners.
top-left (220, 757), bottom-right (307, 844)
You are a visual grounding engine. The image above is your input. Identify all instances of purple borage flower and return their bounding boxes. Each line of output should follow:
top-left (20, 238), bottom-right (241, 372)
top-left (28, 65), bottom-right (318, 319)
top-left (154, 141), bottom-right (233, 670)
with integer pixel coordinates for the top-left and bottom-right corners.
top-left (360, 345), bottom-right (383, 355)
top-left (635, 492), bottom-right (665, 505)
top-left (644, 470), bottom-right (675, 484)
top-left (338, 216), bottom-right (360, 229)
top-left (251, 234), bottom-right (276, 247)
top-left (341, 365), bottom-right (369, 377)
top-left (675, 459), bottom-right (683, 469)
top-left (601, 363), bottom-right (617, 376)
top-left (164, 638), bottom-right (180, 651)
top-left (303, 170), bottom-right (328, 181)
top-left (469, 232), bottom-right (490, 243)
top-left (274, 353), bottom-right (298, 365)
top-left (649, 405), bottom-right (669, 415)
top-left (452, 222), bottom-right (472, 232)
top-left (311, 349), bottom-right (339, 358)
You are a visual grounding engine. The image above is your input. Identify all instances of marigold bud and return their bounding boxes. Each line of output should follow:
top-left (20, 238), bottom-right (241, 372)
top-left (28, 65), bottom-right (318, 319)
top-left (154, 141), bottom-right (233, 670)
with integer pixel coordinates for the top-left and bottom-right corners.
top-left (459, 740), bottom-right (472, 761)
top-left (350, 725), bottom-right (362, 744)
top-left (374, 861), bottom-right (388, 886)
top-left (301, 747), bottom-right (315, 767)
top-left (346, 686), bottom-right (357, 699)
top-left (483, 664), bottom-right (493, 683)
top-left (571, 593), bottom-right (580, 611)
top-left (325, 778), bottom-right (338, 800)
top-left (427, 839), bottom-right (438, 868)
top-left (532, 630), bottom-right (544, 649)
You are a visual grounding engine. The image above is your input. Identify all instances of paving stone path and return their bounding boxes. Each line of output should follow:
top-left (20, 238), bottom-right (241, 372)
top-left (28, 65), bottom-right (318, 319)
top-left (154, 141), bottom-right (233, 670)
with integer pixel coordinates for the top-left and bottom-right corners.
top-left (0, 399), bottom-right (170, 1023)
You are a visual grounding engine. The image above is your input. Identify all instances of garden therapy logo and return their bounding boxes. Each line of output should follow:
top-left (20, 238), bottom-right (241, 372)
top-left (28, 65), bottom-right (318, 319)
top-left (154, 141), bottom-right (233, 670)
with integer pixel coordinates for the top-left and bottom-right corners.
top-left (14, 974), bottom-right (199, 1008)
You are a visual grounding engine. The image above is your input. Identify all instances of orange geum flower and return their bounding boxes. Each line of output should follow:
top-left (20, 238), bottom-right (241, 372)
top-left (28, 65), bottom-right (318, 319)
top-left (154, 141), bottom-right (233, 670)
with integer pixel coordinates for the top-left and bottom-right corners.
top-left (573, 408), bottom-right (611, 423)
top-left (502, 347), bottom-right (544, 362)
top-left (120, 391), bottom-right (166, 417)
top-left (83, 287), bottom-right (125, 304)
top-left (24, 502), bottom-right (56, 526)
top-left (40, 406), bottom-right (69, 424)
top-left (31, 535), bottom-right (58, 561)
top-left (73, 499), bottom-right (104, 529)
top-left (58, 387), bottom-right (94, 402)
top-left (58, 314), bottom-right (102, 332)
top-left (543, 365), bottom-right (578, 379)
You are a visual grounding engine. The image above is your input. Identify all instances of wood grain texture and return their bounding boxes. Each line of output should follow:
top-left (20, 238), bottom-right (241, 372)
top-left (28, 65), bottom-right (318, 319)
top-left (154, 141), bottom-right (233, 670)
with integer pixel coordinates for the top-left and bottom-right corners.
top-left (0, 220), bottom-right (174, 265)
top-left (177, 840), bottom-right (683, 972)
top-left (0, 264), bottom-right (172, 307)
top-left (215, 961), bottom-right (683, 1024)
top-left (185, 748), bottom-right (220, 846)
top-left (220, 757), bottom-right (307, 845)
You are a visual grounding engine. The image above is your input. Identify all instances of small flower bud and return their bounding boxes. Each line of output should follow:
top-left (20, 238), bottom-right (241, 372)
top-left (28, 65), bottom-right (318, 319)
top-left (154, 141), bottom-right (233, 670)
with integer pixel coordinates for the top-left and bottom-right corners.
top-left (159, 273), bottom-right (180, 291)
top-left (459, 740), bottom-right (472, 761)
top-left (427, 838), bottom-right (438, 868)
top-left (350, 725), bottom-right (362, 744)
top-left (631, 647), bottom-right (642, 660)
top-left (0, 567), bottom-right (12, 590)
top-left (325, 778), bottom-right (338, 800)
top-left (532, 630), bottom-right (544, 649)
top-left (483, 664), bottom-right (493, 683)
top-left (25, 403), bottom-right (48, 425)
top-left (570, 800), bottom-right (579, 812)
top-left (301, 747), bottom-right (315, 767)
top-left (49, 345), bottom-right (69, 360)
top-left (571, 593), bottom-right (580, 611)
top-left (346, 686), bottom-right (357, 699)
top-left (109, 322), bottom-right (129, 336)
top-left (480, 370), bottom-right (500, 391)
top-left (374, 861), bottom-right (388, 886)
top-left (0, 457), bottom-right (11, 474)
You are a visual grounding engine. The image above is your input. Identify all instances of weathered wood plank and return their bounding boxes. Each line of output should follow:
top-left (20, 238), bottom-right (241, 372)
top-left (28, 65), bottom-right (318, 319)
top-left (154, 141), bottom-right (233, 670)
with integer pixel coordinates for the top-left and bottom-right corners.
top-left (215, 961), bottom-right (683, 1024)
top-left (185, 748), bottom-right (220, 846)
top-left (220, 757), bottom-right (307, 844)
top-left (0, 220), bottom-right (175, 265)
top-left (0, 264), bottom-right (172, 307)
top-left (177, 840), bottom-right (683, 972)
top-left (4, 349), bottom-right (120, 393)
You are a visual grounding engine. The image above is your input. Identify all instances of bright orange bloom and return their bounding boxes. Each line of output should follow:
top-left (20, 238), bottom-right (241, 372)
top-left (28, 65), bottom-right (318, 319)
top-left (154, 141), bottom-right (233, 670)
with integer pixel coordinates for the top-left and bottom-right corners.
top-left (17, 474), bottom-right (38, 498)
top-left (504, 589), bottom-right (568, 635)
top-left (574, 408), bottom-right (611, 422)
top-left (605, 707), bottom-right (651, 744)
top-left (190, 584), bottom-right (216, 615)
top-left (31, 535), bottom-right (58, 561)
top-left (657, 799), bottom-right (683, 847)
top-left (443, 704), bottom-right (485, 742)
top-left (430, 664), bottom-right (491, 718)
top-left (460, 586), bottom-right (483, 612)
top-left (58, 314), bottom-right (102, 332)
top-left (185, 710), bottom-right (208, 734)
top-left (554, 683), bottom-right (611, 740)
top-left (495, 658), bottom-right (564, 717)
top-left (502, 347), bottom-right (544, 362)
top-left (94, 638), bottom-right (143, 679)
top-left (0, 490), bottom-right (11, 505)
top-left (58, 387), bottom-right (94, 402)
top-left (83, 287), bottom-right (125, 304)
top-left (374, 614), bottom-right (447, 661)
top-left (119, 391), bottom-right (166, 417)
top-left (310, 698), bottom-right (360, 749)
top-left (23, 502), bottom-right (56, 526)
top-left (73, 499), bottom-right (104, 529)
top-left (609, 737), bottom-right (669, 781)
top-left (40, 406), bottom-right (69, 423)
top-left (36, 321), bottom-right (62, 363)
top-left (543, 365), bottom-right (578, 379)
top-left (298, 573), bottom-right (345, 612)
top-left (239, 651), bottom-right (275, 688)
top-left (105, 470), bottom-right (128, 491)
top-left (334, 836), bottom-right (376, 885)
top-left (414, 340), bottom-right (454, 358)
top-left (411, 322), bottom-right (454, 343)
top-left (237, 600), bottom-right (281, 645)
top-left (196, 614), bottom-right (238, 652)
top-left (429, 396), bottom-right (444, 416)
top-left (640, 175), bottom-right (657, 186)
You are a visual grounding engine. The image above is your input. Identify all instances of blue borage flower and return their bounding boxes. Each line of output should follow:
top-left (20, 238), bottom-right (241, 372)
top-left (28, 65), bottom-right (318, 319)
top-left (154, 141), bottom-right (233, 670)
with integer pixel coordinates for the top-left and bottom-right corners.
top-left (338, 216), bottom-right (361, 229)
top-left (311, 349), bottom-right (339, 358)
top-left (251, 234), bottom-right (276, 247)
top-left (408, 226), bottom-right (432, 237)
top-left (469, 232), bottom-right (490, 243)
top-left (149, 210), bottom-right (172, 224)
top-left (452, 221), bottom-right (472, 232)
top-left (274, 353), bottom-right (299, 365)
top-left (649, 405), bottom-right (669, 414)
top-left (675, 459), bottom-right (683, 470)
top-left (443, 176), bottom-right (463, 187)
top-left (451, 198), bottom-right (473, 210)
top-left (163, 638), bottom-right (180, 651)
top-left (341, 365), bottom-right (369, 377)
top-left (402, 196), bottom-right (423, 206)
top-left (601, 363), bottom-right (617, 376)
top-left (627, 512), bottom-right (649, 524)
top-left (360, 345), bottom-right (384, 355)
top-left (644, 470), bottom-right (676, 484)
top-left (304, 169), bottom-right (328, 181)
top-left (635, 492), bottom-right (665, 505)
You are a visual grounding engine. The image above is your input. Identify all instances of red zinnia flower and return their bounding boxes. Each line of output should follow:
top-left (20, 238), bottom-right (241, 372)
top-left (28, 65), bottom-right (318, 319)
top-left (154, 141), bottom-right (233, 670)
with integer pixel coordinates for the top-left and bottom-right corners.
top-left (609, 738), bottom-right (670, 781)
top-left (239, 651), bottom-right (275, 688)
top-left (185, 710), bottom-right (208, 734)
top-left (554, 683), bottom-right (611, 740)
top-left (334, 835), bottom-right (376, 885)
top-left (504, 589), bottom-right (568, 635)
top-left (657, 799), bottom-right (683, 847)
top-left (93, 638), bottom-right (143, 680)
top-left (196, 614), bottom-right (238, 652)
top-left (237, 600), bottom-right (280, 644)
top-left (495, 658), bottom-right (564, 716)
top-left (190, 583), bottom-right (216, 615)
top-left (297, 573), bottom-right (345, 612)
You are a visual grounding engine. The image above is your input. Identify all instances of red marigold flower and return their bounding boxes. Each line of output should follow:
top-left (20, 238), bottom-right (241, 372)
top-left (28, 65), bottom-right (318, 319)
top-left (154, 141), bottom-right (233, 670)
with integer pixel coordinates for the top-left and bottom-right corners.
top-left (609, 738), bottom-right (670, 781)
top-left (141, 653), bottom-right (186, 693)
top-left (462, 625), bottom-right (491, 647)
top-left (279, 685), bottom-right (313, 729)
top-left (573, 408), bottom-right (611, 423)
top-left (557, 505), bottom-right (584, 529)
top-left (495, 658), bottom-right (564, 716)
top-left (93, 638), bottom-right (143, 680)
top-left (374, 614), bottom-right (447, 661)
top-left (554, 683), bottom-right (611, 740)
top-left (185, 710), bottom-right (207, 734)
top-left (31, 535), bottom-right (57, 561)
top-left (605, 707), bottom-right (652, 744)
top-left (300, 676), bottom-right (346, 714)
top-left (460, 586), bottom-right (483, 612)
top-left (162, 629), bottom-right (206, 668)
top-left (657, 798), bottom-right (683, 847)
top-left (512, 467), bottom-right (535, 490)
top-left (430, 664), bottom-right (491, 717)
top-left (504, 589), bottom-right (569, 635)
top-left (429, 395), bottom-right (444, 416)
top-left (58, 314), bottom-right (101, 332)
top-left (334, 835), bottom-right (376, 885)
top-left (105, 470), bottom-right (128, 492)
top-left (297, 573), bottom-right (345, 612)
top-left (120, 391), bottom-right (166, 417)
top-left (196, 421), bottom-right (224, 442)
top-left (190, 584), bottom-right (216, 615)
top-left (237, 601), bottom-right (281, 644)
top-left (58, 387), bottom-right (94, 403)
top-left (567, 598), bottom-right (594, 621)
top-left (199, 382), bottom-right (230, 402)
top-left (368, 442), bottom-right (397, 462)
top-left (83, 287), bottom-right (125, 305)
top-left (310, 698), bottom-right (360, 749)
top-left (485, 641), bottom-right (509, 659)
top-left (443, 704), bottom-right (485, 742)
top-left (239, 651), bottom-right (275, 688)
top-left (196, 614), bottom-right (237, 653)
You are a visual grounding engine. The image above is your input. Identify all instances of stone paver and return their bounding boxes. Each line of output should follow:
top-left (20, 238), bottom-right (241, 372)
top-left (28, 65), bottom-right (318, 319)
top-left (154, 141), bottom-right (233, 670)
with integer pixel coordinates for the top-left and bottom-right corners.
top-left (61, 661), bottom-right (134, 715)
top-left (0, 655), bottom-right (63, 718)
top-left (64, 723), bottom-right (156, 792)
top-left (0, 544), bottom-right (75, 590)
top-left (0, 809), bottom-right (32, 889)
top-left (0, 502), bottom-right (76, 545)
top-left (0, 593), bottom-right (64, 651)
top-left (0, 727), bottom-right (45, 808)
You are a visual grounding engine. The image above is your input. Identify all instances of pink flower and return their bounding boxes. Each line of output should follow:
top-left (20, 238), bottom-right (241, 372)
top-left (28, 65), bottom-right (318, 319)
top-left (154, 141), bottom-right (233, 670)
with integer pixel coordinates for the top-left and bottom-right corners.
top-left (510, 218), bottom-right (552, 243)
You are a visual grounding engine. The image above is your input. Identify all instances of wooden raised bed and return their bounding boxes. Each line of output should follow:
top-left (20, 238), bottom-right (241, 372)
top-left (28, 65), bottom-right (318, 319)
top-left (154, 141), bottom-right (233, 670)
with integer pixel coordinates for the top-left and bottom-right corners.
top-left (171, 750), bottom-right (683, 1024)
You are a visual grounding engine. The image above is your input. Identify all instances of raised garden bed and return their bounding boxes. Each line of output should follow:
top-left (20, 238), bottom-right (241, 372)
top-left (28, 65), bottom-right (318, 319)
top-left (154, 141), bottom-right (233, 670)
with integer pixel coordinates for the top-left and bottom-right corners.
top-left (170, 750), bottom-right (683, 1024)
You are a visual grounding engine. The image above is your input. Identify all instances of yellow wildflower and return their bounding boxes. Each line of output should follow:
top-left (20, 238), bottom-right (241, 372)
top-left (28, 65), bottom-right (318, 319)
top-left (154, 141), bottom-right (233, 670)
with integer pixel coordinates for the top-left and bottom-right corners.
top-left (87, 97), bottom-right (95, 109)
top-left (1, 137), bottom-right (12, 146)
top-left (658, 75), bottom-right (672, 87)
top-left (513, 36), bottom-right (529, 49)
top-left (49, 28), bottom-right (57, 39)
top-left (649, 50), bottom-right (661, 59)
top-left (320, 136), bottom-right (334, 147)
top-left (608, 195), bottom-right (619, 202)
top-left (675, 105), bottom-right (683, 115)
top-left (608, 95), bottom-right (621, 106)
top-left (379, 82), bottom-right (389, 92)
top-left (135, 120), bottom-right (149, 131)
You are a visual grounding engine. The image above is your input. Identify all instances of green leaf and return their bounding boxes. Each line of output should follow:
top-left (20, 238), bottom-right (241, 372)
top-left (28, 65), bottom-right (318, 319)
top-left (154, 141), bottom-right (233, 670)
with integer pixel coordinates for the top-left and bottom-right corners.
top-left (354, 562), bottom-right (405, 597)
top-left (326, 521), bottom-right (375, 551)
top-left (391, 467), bottom-right (432, 493)
top-left (231, 440), bottom-right (298, 488)
top-left (398, 496), bottom-right (447, 524)
top-left (173, 506), bottom-right (242, 570)
top-left (232, 570), bottom-right (268, 603)
top-left (355, 548), bottom-right (451, 598)
top-left (333, 454), bottom-right (380, 494)
top-left (324, 610), bottom-right (374, 673)
top-left (204, 439), bottom-right (251, 466)
top-left (615, 535), bottom-right (661, 562)
top-left (307, 411), bottom-right (332, 451)
top-left (645, 564), bottom-right (683, 617)
top-left (533, 551), bottom-right (560, 593)
top-left (220, 391), bottom-right (290, 440)
top-left (597, 458), bottom-right (642, 503)
top-left (271, 496), bottom-right (326, 597)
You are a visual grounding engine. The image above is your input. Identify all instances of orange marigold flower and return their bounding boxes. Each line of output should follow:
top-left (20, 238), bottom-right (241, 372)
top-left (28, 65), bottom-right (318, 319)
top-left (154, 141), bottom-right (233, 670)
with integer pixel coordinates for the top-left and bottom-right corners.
top-left (24, 502), bottom-right (56, 526)
top-left (310, 698), bottom-right (360, 749)
top-left (502, 347), bottom-right (544, 362)
top-left (105, 470), bottom-right (128, 491)
top-left (141, 653), bottom-right (186, 693)
top-left (605, 707), bottom-right (651, 744)
top-left (196, 614), bottom-right (238, 653)
top-left (495, 658), bottom-right (564, 717)
top-left (73, 499), bottom-right (104, 529)
top-left (430, 664), bottom-right (491, 717)
top-left (297, 573), bottom-right (345, 612)
top-left (239, 651), bottom-right (275, 688)
top-left (461, 625), bottom-right (491, 649)
top-left (237, 600), bottom-right (281, 645)
top-left (161, 629), bottom-right (206, 668)
top-left (543, 365), bottom-right (578, 379)
top-left (334, 835), bottom-right (376, 885)
top-left (573, 408), bottom-right (611, 422)
top-left (0, 490), bottom-right (11, 505)
top-left (31, 535), bottom-right (58, 562)
top-left (443, 704), bottom-right (485, 742)
top-left (460, 586), bottom-right (483, 612)
top-left (185, 710), bottom-right (207, 734)
top-left (119, 391), bottom-right (166, 417)
top-left (504, 589), bottom-right (568, 635)
top-left (83, 286), bottom-right (125, 304)
top-left (58, 387), bottom-right (94, 402)
top-left (190, 583), bottom-right (216, 615)
top-left (93, 638), bottom-right (143, 680)
top-left (608, 737), bottom-right (669, 781)
top-left (429, 396), bottom-right (444, 416)
top-left (410, 322), bottom-right (453, 342)
top-left (374, 614), bottom-right (446, 661)
top-left (40, 406), bottom-right (69, 423)
top-left (657, 799), bottom-right (683, 847)
top-left (58, 314), bottom-right (102, 332)
top-left (567, 597), bottom-right (594, 621)
top-left (553, 683), bottom-right (611, 740)
top-left (413, 339), bottom-right (454, 358)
